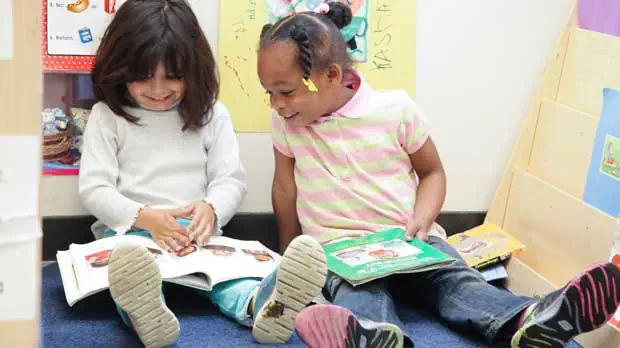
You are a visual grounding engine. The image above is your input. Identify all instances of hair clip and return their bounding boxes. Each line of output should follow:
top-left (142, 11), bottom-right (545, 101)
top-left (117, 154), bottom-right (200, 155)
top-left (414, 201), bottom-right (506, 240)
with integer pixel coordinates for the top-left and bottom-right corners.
top-left (313, 3), bottom-right (330, 15)
top-left (302, 78), bottom-right (319, 92)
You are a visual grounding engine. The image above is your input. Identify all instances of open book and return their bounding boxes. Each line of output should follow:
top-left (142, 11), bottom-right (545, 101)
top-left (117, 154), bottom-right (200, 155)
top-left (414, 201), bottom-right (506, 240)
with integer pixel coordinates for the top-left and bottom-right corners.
top-left (447, 223), bottom-right (525, 269)
top-left (323, 228), bottom-right (455, 286)
top-left (56, 234), bottom-right (280, 306)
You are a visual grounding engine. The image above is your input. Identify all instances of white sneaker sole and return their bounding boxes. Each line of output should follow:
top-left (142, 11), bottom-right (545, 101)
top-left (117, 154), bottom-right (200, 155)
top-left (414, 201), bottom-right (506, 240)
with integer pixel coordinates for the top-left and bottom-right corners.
top-left (252, 235), bottom-right (328, 344)
top-left (108, 243), bottom-right (180, 348)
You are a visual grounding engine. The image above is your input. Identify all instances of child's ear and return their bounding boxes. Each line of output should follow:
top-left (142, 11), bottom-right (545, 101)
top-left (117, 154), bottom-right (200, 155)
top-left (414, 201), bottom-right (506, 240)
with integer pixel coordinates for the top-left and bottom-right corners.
top-left (326, 63), bottom-right (344, 85)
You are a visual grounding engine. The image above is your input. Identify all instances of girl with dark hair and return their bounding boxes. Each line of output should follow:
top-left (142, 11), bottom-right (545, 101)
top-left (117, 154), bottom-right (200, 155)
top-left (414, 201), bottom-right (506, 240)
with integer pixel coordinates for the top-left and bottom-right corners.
top-left (80, 1), bottom-right (326, 347)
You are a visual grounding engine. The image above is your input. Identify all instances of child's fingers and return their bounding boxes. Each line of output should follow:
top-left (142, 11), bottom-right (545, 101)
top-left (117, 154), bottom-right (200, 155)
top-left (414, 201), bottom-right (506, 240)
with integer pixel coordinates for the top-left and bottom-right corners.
top-left (415, 229), bottom-right (429, 242)
top-left (188, 212), bottom-right (205, 239)
top-left (160, 237), bottom-right (180, 252)
top-left (176, 234), bottom-right (189, 245)
top-left (186, 219), bottom-right (197, 236)
top-left (159, 222), bottom-right (187, 247)
top-left (195, 218), bottom-right (213, 246)
top-left (202, 223), bottom-right (213, 245)
top-left (195, 217), bottom-right (209, 240)
top-left (154, 238), bottom-right (170, 252)
top-left (164, 236), bottom-right (184, 252)
top-left (406, 219), bottom-right (425, 241)
top-left (197, 228), bottom-right (212, 246)
top-left (164, 222), bottom-right (189, 241)
top-left (163, 215), bottom-right (190, 237)
top-left (169, 206), bottom-right (194, 218)
top-left (405, 228), bottom-right (417, 241)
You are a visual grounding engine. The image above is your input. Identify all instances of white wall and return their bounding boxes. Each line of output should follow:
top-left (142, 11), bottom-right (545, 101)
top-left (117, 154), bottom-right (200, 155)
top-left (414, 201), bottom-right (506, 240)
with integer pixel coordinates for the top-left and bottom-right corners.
top-left (41, 0), bottom-right (573, 216)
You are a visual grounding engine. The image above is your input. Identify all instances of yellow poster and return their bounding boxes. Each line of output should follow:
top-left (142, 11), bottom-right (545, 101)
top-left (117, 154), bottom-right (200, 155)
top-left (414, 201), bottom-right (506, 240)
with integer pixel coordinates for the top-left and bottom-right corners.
top-left (219, 0), bottom-right (416, 132)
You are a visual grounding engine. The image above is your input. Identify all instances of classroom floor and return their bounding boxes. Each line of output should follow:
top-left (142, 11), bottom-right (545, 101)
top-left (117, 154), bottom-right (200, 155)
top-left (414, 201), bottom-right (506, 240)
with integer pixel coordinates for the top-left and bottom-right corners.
top-left (40, 263), bottom-right (583, 348)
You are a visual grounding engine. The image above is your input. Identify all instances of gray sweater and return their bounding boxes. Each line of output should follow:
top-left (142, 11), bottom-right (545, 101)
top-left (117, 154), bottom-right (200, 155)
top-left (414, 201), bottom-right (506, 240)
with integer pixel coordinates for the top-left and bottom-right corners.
top-left (78, 102), bottom-right (247, 239)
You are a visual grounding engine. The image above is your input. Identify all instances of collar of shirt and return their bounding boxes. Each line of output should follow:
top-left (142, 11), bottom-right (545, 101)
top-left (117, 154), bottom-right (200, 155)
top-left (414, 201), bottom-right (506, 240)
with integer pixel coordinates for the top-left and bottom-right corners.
top-left (313, 70), bottom-right (373, 125)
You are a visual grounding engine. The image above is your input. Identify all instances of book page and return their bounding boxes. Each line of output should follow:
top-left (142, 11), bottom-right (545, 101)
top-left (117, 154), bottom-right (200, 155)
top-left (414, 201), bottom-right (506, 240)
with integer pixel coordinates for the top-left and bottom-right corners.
top-left (158, 245), bottom-right (211, 279)
top-left (216, 239), bottom-right (280, 283)
top-left (64, 235), bottom-right (281, 297)
top-left (56, 250), bottom-right (82, 306)
top-left (165, 274), bottom-right (212, 292)
top-left (69, 235), bottom-right (169, 295)
top-left (174, 237), bottom-right (280, 285)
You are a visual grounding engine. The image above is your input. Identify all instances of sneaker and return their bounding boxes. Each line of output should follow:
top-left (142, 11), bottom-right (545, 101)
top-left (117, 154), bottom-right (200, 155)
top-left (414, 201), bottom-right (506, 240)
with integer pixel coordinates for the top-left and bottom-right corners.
top-left (295, 304), bottom-right (404, 348)
top-left (252, 235), bottom-right (328, 344)
top-left (511, 262), bottom-right (620, 348)
top-left (108, 243), bottom-right (180, 348)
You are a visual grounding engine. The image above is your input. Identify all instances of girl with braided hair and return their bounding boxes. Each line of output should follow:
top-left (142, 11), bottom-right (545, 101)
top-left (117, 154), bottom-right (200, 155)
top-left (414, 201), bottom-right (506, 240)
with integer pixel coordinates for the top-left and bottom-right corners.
top-left (257, 2), bottom-right (620, 348)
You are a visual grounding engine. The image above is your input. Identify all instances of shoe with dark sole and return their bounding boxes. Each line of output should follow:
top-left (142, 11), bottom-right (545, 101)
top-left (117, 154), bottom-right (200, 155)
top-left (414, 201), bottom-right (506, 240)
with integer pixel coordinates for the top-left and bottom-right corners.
top-left (295, 304), bottom-right (405, 348)
top-left (108, 243), bottom-right (180, 348)
top-left (252, 235), bottom-right (328, 344)
top-left (511, 262), bottom-right (620, 348)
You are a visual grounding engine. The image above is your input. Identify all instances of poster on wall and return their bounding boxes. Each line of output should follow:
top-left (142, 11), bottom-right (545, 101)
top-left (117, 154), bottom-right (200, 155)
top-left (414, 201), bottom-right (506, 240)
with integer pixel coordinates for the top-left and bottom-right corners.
top-left (42, 0), bottom-right (125, 72)
top-left (583, 88), bottom-right (620, 218)
top-left (218, 0), bottom-right (416, 132)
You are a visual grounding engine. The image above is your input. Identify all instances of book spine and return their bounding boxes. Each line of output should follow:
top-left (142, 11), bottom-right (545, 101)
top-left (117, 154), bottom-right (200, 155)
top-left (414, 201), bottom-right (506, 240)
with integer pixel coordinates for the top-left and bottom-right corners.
top-left (473, 253), bottom-right (511, 270)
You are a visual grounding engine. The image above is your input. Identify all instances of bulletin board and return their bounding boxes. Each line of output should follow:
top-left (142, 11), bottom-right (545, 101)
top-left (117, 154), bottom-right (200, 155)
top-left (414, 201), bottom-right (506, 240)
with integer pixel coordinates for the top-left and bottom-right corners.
top-left (42, 0), bottom-right (119, 72)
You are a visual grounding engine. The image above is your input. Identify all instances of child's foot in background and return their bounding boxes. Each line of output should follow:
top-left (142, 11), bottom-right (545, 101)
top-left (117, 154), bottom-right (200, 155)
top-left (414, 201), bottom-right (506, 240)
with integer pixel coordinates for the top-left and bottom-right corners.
top-left (511, 262), bottom-right (620, 348)
top-left (108, 243), bottom-right (180, 348)
top-left (295, 304), bottom-right (404, 348)
top-left (252, 235), bottom-right (327, 344)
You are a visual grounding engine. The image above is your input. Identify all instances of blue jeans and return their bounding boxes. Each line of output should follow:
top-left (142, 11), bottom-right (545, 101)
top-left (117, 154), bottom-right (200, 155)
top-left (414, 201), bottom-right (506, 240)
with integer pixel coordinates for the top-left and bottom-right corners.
top-left (323, 236), bottom-right (534, 346)
top-left (104, 219), bottom-right (260, 328)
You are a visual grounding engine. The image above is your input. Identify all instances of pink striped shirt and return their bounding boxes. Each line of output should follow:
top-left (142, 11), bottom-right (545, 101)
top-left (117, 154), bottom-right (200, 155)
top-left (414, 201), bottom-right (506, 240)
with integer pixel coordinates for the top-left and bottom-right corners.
top-left (271, 72), bottom-right (430, 244)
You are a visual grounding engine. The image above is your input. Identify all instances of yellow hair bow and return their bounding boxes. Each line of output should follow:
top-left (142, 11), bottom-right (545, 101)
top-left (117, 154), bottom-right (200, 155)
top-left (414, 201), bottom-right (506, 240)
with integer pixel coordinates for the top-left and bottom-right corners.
top-left (302, 78), bottom-right (319, 92)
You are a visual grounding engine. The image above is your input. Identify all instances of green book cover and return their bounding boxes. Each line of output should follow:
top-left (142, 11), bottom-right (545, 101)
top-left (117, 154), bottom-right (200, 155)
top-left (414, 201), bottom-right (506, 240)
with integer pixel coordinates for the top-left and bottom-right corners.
top-left (323, 228), bottom-right (455, 286)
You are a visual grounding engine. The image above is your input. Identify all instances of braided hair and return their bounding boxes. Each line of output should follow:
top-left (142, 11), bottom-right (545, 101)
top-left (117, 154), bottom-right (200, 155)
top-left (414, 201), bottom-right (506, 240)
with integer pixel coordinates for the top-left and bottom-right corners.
top-left (259, 2), bottom-right (353, 79)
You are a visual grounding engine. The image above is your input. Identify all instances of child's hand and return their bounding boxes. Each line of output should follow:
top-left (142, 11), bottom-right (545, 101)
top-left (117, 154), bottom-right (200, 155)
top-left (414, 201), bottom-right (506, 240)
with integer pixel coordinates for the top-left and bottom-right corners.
top-left (136, 206), bottom-right (192, 252)
top-left (185, 201), bottom-right (216, 246)
top-left (405, 217), bottom-right (431, 242)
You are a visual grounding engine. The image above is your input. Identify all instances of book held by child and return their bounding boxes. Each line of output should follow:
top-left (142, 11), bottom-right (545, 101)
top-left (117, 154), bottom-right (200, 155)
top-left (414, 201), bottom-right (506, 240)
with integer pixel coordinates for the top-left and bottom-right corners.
top-left (447, 223), bottom-right (525, 269)
top-left (56, 234), bottom-right (280, 306)
top-left (323, 228), bottom-right (455, 286)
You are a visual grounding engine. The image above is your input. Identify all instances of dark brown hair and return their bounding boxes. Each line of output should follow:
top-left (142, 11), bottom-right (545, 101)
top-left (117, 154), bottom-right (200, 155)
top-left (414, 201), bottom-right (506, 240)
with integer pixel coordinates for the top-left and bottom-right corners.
top-left (91, 0), bottom-right (218, 131)
top-left (259, 2), bottom-right (353, 80)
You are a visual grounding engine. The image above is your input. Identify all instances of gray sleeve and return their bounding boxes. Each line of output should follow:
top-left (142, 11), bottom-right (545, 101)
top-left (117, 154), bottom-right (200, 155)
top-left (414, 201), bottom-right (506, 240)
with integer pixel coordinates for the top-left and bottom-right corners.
top-left (203, 103), bottom-right (247, 234)
top-left (78, 103), bottom-right (144, 235)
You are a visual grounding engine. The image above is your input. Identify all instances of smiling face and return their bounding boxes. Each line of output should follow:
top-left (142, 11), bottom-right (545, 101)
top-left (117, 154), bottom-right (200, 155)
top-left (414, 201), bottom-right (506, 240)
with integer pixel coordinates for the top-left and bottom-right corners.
top-left (126, 62), bottom-right (185, 111)
top-left (258, 41), bottom-right (340, 127)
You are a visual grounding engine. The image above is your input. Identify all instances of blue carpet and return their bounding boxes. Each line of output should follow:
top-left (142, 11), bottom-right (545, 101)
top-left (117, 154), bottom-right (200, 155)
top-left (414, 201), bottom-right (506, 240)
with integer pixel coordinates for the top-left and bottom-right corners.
top-left (42, 264), bottom-right (582, 348)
